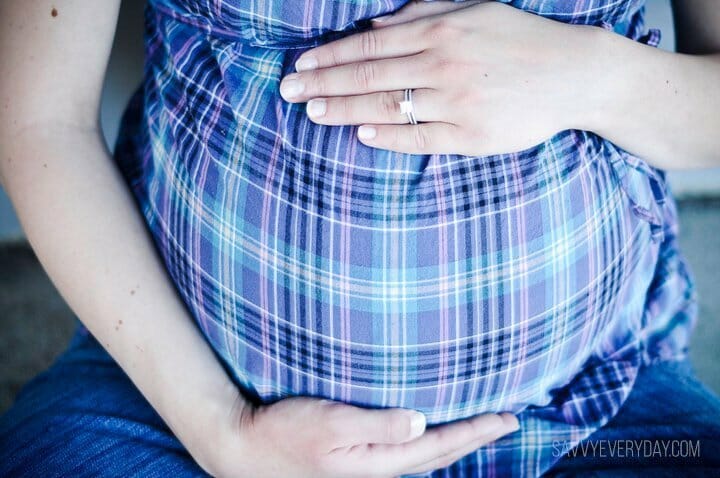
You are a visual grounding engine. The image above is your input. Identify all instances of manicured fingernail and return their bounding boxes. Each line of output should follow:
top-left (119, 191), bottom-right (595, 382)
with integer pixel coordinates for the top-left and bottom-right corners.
top-left (409, 412), bottom-right (426, 438)
top-left (307, 99), bottom-right (326, 117)
top-left (280, 78), bottom-right (305, 99)
top-left (371, 14), bottom-right (392, 23)
top-left (358, 125), bottom-right (376, 140)
top-left (295, 56), bottom-right (318, 72)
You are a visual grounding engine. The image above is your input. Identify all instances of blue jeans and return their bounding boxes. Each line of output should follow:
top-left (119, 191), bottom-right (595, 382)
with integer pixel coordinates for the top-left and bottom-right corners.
top-left (1, 327), bottom-right (720, 477)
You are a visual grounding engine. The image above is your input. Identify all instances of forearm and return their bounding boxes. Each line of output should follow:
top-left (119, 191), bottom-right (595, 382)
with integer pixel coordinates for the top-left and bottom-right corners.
top-left (580, 27), bottom-right (720, 169)
top-left (0, 124), bottom-right (242, 467)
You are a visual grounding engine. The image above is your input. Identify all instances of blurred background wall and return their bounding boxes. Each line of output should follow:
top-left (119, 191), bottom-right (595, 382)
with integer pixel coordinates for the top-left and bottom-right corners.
top-left (0, 0), bottom-right (718, 240)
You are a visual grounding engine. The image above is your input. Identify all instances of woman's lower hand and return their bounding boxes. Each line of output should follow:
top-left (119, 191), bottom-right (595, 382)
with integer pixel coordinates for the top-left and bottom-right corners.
top-left (198, 394), bottom-right (519, 478)
top-left (280, 0), bottom-right (601, 156)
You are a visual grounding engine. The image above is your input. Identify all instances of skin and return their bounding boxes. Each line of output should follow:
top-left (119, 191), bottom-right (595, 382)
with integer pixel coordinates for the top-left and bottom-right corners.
top-left (281, 0), bottom-right (720, 169)
top-left (0, 1), bottom-right (518, 478)
top-left (0, 0), bottom-right (717, 476)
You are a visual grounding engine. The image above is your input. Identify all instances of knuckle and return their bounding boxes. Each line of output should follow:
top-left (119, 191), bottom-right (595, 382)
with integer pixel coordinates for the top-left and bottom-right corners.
top-left (378, 92), bottom-right (398, 119)
top-left (335, 97), bottom-right (352, 120)
top-left (429, 56), bottom-right (466, 83)
top-left (383, 415), bottom-right (397, 442)
top-left (307, 70), bottom-right (325, 96)
top-left (353, 62), bottom-right (377, 90)
top-left (419, 52), bottom-right (454, 83)
top-left (425, 19), bottom-right (459, 43)
top-left (413, 127), bottom-right (431, 152)
top-left (327, 44), bottom-right (342, 67)
top-left (432, 61), bottom-right (454, 82)
top-left (358, 30), bottom-right (382, 58)
top-left (431, 54), bottom-right (455, 72)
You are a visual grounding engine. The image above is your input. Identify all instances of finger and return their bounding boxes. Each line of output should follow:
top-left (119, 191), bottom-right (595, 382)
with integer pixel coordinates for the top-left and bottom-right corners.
top-left (357, 122), bottom-right (463, 155)
top-left (295, 21), bottom-right (428, 72)
top-left (372, 0), bottom-right (486, 28)
top-left (401, 413), bottom-right (520, 475)
top-left (281, 55), bottom-right (431, 103)
top-left (306, 89), bottom-right (445, 125)
top-left (363, 413), bottom-right (517, 476)
top-left (325, 403), bottom-right (427, 446)
top-left (294, 1), bottom-right (489, 72)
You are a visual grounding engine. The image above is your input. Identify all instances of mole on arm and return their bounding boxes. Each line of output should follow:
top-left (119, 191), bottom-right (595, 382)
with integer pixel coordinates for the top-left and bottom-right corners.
top-left (51, 8), bottom-right (58, 18)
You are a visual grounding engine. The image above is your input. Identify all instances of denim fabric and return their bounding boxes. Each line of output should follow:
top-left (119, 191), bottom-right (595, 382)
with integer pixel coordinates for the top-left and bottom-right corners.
top-left (546, 358), bottom-right (720, 477)
top-left (1, 326), bottom-right (719, 477)
top-left (0, 328), bottom-right (205, 478)
top-left (114, 2), bottom-right (697, 474)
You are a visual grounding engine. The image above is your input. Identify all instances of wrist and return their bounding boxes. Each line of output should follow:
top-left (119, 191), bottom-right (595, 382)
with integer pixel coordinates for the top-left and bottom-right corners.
top-left (177, 380), bottom-right (249, 476)
top-left (576, 25), bottom-right (653, 137)
top-left (137, 335), bottom-right (248, 473)
top-left (560, 24), bottom-right (634, 134)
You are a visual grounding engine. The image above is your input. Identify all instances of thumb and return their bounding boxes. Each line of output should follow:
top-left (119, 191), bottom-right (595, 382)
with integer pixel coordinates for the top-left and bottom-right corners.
top-left (332, 405), bottom-right (427, 446)
top-left (371, 0), bottom-right (485, 28)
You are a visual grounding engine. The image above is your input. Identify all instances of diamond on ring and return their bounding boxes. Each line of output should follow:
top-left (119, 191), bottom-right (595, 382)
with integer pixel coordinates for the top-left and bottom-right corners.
top-left (399, 88), bottom-right (418, 125)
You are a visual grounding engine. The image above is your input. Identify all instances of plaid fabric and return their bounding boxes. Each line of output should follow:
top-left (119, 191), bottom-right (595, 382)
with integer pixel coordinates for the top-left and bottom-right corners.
top-left (114, 1), bottom-right (697, 476)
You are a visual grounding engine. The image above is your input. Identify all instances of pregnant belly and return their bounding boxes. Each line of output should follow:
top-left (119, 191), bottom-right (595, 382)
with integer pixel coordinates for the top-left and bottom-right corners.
top-left (141, 90), bottom-right (653, 423)
top-left (128, 14), bottom-right (660, 423)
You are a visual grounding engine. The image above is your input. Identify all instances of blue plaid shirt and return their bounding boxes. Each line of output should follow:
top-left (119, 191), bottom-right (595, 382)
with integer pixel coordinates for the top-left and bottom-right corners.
top-left (115, 0), bottom-right (697, 475)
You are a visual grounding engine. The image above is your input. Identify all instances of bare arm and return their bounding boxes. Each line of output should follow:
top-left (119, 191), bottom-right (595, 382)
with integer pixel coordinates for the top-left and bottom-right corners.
top-left (583, 0), bottom-right (720, 169)
top-left (0, 0), bottom-right (240, 469)
top-left (0, 2), bottom-right (518, 476)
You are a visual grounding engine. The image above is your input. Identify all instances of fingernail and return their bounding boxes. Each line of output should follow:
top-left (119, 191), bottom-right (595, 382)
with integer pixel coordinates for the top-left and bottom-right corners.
top-left (295, 56), bottom-right (318, 72)
top-left (371, 14), bottom-right (392, 23)
top-left (358, 125), bottom-right (376, 140)
top-left (280, 78), bottom-right (305, 99)
top-left (409, 411), bottom-right (426, 438)
top-left (307, 99), bottom-right (326, 117)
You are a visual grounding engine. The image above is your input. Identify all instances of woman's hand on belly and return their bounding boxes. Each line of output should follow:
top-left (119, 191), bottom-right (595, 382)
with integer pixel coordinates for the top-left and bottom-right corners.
top-left (204, 395), bottom-right (519, 477)
top-left (279, 0), bottom-right (594, 156)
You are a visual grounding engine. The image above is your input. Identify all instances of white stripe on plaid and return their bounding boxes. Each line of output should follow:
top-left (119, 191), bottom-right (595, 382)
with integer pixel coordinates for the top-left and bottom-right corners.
top-left (112, 1), bottom-right (697, 475)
